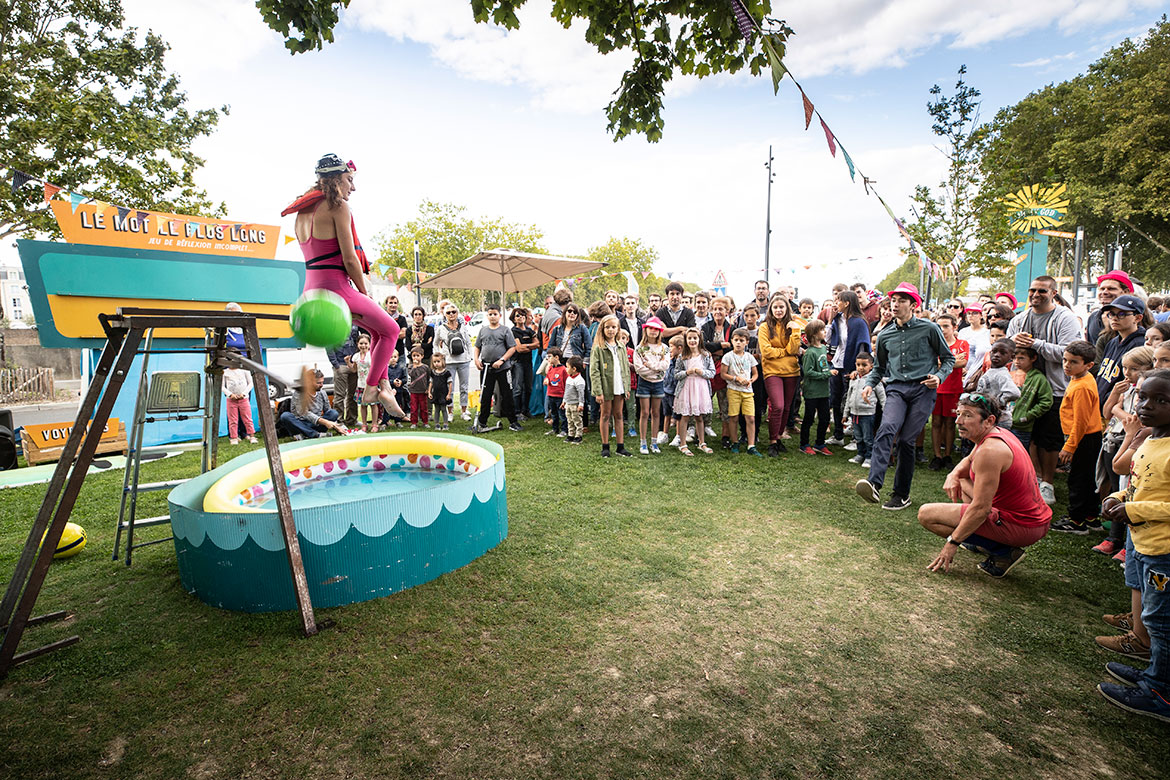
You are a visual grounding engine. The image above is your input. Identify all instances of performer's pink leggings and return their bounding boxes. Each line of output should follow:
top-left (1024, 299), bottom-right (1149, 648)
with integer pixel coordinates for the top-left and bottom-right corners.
top-left (305, 269), bottom-right (400, 388)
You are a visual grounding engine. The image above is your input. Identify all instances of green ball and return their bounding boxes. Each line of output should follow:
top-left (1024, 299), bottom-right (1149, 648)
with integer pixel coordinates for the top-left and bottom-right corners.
top-left (289, 289), bottom-right (352, 347)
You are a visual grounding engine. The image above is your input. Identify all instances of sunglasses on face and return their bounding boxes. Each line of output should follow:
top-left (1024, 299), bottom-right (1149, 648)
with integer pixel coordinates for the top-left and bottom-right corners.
top-left (947, 304), bottom-right (961, 309)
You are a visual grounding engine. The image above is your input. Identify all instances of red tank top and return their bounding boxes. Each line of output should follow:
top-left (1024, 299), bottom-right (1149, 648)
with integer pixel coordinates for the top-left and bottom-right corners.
top-left (969, 428), bottom-right (1052, 527)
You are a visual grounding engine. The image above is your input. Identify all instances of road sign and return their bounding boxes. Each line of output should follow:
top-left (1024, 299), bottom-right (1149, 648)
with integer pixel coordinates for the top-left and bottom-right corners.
top-left (712, 270), bottom-right (727, 288)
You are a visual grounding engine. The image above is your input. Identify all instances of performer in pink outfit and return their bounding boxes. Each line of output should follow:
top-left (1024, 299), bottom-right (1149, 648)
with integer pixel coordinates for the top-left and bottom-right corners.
top-left (282, 154), bottom-right (405, 419)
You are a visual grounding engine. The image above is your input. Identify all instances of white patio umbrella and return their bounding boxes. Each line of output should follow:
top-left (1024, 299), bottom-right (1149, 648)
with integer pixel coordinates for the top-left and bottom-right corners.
top-left (416, 249), bottom-right (606, 304)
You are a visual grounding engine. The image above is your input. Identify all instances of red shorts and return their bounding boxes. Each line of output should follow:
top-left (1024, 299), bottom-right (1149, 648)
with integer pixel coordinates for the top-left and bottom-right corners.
top-left (933, 392), bottom-right (960, 418)
top-left (961, 505), bottom-right (1050, 548)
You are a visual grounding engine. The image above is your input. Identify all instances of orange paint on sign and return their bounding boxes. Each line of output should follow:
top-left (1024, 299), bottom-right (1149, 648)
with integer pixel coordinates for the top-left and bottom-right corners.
top-left (24, 418), bottom-right (121, 445)
top-left (51, 201), bottom-right (280, 259)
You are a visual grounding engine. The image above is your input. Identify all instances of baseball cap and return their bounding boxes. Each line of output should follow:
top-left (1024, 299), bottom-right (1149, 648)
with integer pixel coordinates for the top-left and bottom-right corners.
top-left (1101, 294), bottom-right (1145, 315)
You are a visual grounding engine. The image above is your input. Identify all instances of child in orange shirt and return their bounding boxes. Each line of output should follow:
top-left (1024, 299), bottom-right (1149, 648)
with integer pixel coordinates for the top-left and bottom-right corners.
top-left (1053, 340), bottom-right (1103, 534)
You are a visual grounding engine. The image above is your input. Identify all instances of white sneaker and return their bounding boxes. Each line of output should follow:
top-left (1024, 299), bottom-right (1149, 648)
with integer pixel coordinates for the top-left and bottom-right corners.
top-left (1039, 481), bottom-right (1056, 505)
top-left (861, 459), bottom-right (871, 468)
top-left (848, 454), bottom-right (863, 464)
top-left (656, 431), bottom-right (669, 445)
top-left (669, 435), bottom-right (681, 448)
top-left (686, 427), bottom-right (695, 442)
top-left (461, 410), bottom-right (471, 421)
top-left (557, 432), bottom-right (567, 438)
top-left (844, 442), bottom-right (857, 451)
top-left (704, 425), bottom-right (717, 438)
top-left (825, 436), bottom-right (845, 446)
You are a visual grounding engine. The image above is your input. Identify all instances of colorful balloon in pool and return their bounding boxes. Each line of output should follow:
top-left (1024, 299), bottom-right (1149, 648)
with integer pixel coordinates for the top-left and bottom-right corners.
top-left (289, 289), bottom-right (352, 347)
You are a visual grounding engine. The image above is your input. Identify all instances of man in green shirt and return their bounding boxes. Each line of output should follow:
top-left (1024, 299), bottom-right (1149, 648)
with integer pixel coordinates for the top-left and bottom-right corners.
top-left (855, 283), bottom-right (955, 510)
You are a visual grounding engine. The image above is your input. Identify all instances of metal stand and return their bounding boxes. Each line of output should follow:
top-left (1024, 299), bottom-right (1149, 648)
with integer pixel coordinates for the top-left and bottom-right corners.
top-left (0, 308), bottom-right (320, 680)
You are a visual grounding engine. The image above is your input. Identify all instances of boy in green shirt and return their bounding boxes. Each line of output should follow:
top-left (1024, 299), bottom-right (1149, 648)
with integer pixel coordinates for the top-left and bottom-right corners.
top-left (1011, 345), bottom-right (1054, 451)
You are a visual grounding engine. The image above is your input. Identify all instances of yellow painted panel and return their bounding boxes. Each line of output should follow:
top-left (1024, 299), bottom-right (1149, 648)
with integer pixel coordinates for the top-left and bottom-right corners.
top-left (46, 295), bottom-right (292, 339)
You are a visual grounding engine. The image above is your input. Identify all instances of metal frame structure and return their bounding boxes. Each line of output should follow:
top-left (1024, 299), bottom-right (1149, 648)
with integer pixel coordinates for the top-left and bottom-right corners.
top-left (0, 308), bottom-right (320, 680)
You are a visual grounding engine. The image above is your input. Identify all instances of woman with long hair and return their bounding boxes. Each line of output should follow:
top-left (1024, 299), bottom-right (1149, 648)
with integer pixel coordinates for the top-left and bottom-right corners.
top-left (826, 289), bottom-right (872, 444)
top-left (757, 293), bottom-right (803, 456)
top-left (282, 154), bottom-right (405, 419)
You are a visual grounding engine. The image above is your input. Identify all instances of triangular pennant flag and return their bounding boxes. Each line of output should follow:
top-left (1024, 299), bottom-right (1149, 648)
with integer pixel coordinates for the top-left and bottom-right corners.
top-left (819, 118), bottom-right (836, 157)
top-left (666, 272), bottom-right (674, 280)
top-left (137, 211), bottom-right (150, 223)
top-left (43, 183), bottom-right (61, 203)
top-left (116, 205), bottom-right (130, 221)
top-left (69, 192), bottom-right (85, 213)
top-left (841, 147), bottom-right (856, 182)
top-left (283, 234), bottom-right (297, 245)
top-left (801, 91), bottom-right (814, 130)
top-left (11, 170), bottom-right (32, 196)
top-left (641, 271), bottom-right (651, 279)
top-left (729, 0), bottom-right (755, 39)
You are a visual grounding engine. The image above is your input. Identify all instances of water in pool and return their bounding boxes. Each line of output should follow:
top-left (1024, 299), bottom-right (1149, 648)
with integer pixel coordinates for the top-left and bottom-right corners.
top-left (243, 469), bottom-right (469, 510)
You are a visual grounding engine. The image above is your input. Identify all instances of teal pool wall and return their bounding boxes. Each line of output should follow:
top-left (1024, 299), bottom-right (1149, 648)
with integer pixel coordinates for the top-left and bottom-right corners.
top-left (167, 435), bottom-right (507, 612)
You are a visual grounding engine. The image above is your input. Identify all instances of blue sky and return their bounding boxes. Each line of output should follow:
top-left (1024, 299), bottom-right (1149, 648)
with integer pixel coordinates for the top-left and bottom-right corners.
top-left (20, 0), bottom-right (1165, 304)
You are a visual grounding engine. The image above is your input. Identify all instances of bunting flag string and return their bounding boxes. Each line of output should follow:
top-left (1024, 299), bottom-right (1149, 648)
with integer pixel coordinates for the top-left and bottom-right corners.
top-left (68, 192), bottom-right (86, 213)
top-left (43, 182), bottom-right (60, 203)
top-left (10, 170), bottom-right (32, 196)
top-left (732, 9), bottom-right (960, 277)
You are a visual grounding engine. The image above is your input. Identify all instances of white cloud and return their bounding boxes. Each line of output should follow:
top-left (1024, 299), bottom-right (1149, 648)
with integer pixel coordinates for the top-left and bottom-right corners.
top-left (122, 0), bottom-right (280, 75)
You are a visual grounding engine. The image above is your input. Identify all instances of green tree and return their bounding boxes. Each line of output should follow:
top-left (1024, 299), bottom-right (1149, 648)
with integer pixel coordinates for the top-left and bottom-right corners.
top-left (255, 0), bottom-right (791, 142)
top-left (541, 236), bottom-right (659, 307)
top-left (1, 0), bottom-right (226, 241)
top-left (980, 17), bottom-right (1170, 290)
top-left (901, 66), bottom-right (1021, 304)
top-left (374, 200), bottom-right (547, 312)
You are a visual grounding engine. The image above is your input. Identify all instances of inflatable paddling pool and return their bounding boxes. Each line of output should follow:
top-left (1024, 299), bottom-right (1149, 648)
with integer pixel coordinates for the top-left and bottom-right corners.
top-left (167, 433), bottom-right (507, 612)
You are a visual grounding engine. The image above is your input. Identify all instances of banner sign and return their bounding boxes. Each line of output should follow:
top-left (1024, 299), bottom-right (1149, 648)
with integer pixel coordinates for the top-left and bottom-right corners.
top-left (24, 418), bottom-right (121, 446)
top-left (50, 201), bottom-right (280, 259)
top-left (1038, 229), bottom-right (1076, 239)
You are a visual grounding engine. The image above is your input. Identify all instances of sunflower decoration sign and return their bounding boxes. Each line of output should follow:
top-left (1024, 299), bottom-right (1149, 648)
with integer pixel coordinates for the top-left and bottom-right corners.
top-left (1004, 184), bottom-right (1070, 233)
top-left (1003, 183), bottom-right (1070, 304)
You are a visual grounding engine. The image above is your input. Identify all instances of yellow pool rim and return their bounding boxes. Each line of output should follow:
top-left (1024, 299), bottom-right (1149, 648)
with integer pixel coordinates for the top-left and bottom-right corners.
top-left (202, 435), bottom-right (500, 514)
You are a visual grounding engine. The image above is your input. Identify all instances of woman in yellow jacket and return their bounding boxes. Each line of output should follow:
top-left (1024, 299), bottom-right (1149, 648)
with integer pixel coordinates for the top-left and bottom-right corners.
top-left (757, 293), bottom-right (804, 455)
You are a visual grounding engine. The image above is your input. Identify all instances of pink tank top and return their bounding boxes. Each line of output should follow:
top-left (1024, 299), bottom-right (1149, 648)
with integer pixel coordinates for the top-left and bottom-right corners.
top-left (970, 429), bottom-right (1052, 527)
top-left (297, 205), bottom-right (345, 271)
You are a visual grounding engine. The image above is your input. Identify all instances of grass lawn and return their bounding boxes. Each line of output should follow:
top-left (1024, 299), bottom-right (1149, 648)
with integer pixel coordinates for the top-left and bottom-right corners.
top-left (1, 420), bottom-right (1167, 779)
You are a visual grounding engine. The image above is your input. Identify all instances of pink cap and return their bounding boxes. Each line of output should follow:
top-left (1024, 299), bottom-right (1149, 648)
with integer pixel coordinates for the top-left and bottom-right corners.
top-left (885, 282), bottom-right (922, 307)
top-left (1097, 270), bottom-right (1135, 293)
top-left (642, 317), bottom-right (666, 331)
top-left (995, 292), bottom-right (1018, 309)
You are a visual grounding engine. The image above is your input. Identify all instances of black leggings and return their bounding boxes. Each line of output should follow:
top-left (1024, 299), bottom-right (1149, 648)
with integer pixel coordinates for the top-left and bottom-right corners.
top-left (800, 396), bottom-right (830, 448)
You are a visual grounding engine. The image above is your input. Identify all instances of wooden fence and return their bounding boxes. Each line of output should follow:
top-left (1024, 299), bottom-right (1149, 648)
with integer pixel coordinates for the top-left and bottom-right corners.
top-left (0, 366), bottom-right (55, 404)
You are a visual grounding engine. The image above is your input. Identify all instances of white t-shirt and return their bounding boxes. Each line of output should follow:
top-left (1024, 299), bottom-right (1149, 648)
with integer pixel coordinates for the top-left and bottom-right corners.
top-left (963, 326), bottom-right (991, 384)
top-left (721, 351), bottom-right (757, 393)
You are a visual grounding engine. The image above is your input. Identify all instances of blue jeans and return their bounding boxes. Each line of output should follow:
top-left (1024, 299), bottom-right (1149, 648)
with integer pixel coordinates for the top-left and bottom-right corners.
top-left (549, 398), bottom-right (566, 434)
top-left (829, 372), bottom-right (849, 439)
top-left (854, 414), bottom-right (875, 460)
top-left (1134, 549), bottom-right (1170, 704)
top-left (280, 408), bottom-right (339, 438)
top-left (867, 381), bottom-right (936, 498)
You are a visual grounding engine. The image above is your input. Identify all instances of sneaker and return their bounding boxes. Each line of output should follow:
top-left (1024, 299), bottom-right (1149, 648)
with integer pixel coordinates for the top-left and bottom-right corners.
top-left (669, 435), bottom-right (681, 448)
top-left (848, 454), bottom-right (864, 464)
top-left (915, 447), bottom-right (928, 464)
top-left (229, 438), bottom-right (239, 445)
top-left (861, 459), bottom-right (871, 468)
top-left (1038, 481), bottom-right (1056, 505)
top-left (705, 425), bottom-right (717, 438)
top-left (959, 539), bottom-right (994, 556)
top-left (545, 429), bottom-right (556, 435)
top-left (628, 427), bottom-right (637, 438)
top-left (1105, 661), bottom-right (1144, 686)
top-left (825, 436), bottom-right (845, 446)
top-left (1085, 518), bottom-right (1104, 533)
top-left (941, 455), bottom-right (953, 469)
top-left (855, 479), bottom-right (880, 504)
top-left (601, 445), bottom-right (611, 458)
top-left (410, 423), bottom-right (418, 429)
top-left (557, 431), bottom-right (567, 438)
top-left (800, 445), bottom-right (816, 455)
top-left (1097, 682), bottom-right (1170, 724)
top-left (882, 495), bottom-right (912, 511)
top-left (656, 431), bottom-right (668, 445)
top-left (977, 548), bottom-right (1026, 578)
top-left (1050, 516), bottom-right (1089, 535)
top-left (639, 443), bottom-right (649, 455)
top-left (649, 443), bottom-right (661, 454)
top-left (686, 427), bottom-right (696, 442)
top-left (1103, 611), bottom-right (1135, 632)
top-left (767, 443), bottom-right (779, 457)
top-left (247, 436), bottom-right (258, 444)
top-left (774, 440), bottom-right (789, 454)
top-left (928, 456), bottom-right (945, 471)
top-left (747, 446), bottom-right (764, 457)
top-left (721, 437), bottom-right (732, 450)
top-left (1092, 539), bottom-right (1120, 556)
top-left (816, 446), bottom-right (833, 456)
top-left (462, 410), bottom-right (471, 421)
top-left (844, 442), bottom-right (858, 451)
top-left (730, 443), bottom-right (740, 454)
top-left (1095, 632), bottom-right (1151, 661)
top-left (509, 422), bottom-right (523, 432)
top-left (615, 445), bottom-right (633, 458)
top-left (1113, 548), bottom-right (1127, 563)
top-left (292, 434), bottom-right (305, 441)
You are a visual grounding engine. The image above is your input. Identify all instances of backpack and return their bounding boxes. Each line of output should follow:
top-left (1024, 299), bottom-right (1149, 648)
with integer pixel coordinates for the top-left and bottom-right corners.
top-left (446, 324), bottom-right (465, 356)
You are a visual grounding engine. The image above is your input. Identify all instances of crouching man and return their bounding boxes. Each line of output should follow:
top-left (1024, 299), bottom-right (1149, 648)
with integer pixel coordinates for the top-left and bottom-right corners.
top-left (919, 393), bottom-right (1052, 578)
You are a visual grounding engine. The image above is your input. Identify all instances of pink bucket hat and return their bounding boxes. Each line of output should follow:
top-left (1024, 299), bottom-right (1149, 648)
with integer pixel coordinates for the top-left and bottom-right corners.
top-left (885, 282), bottom-right (922, 307)
top-left (642, 317), bottom-right (666, 331)
top-left (995, 292), bottom-right (1018, 309)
